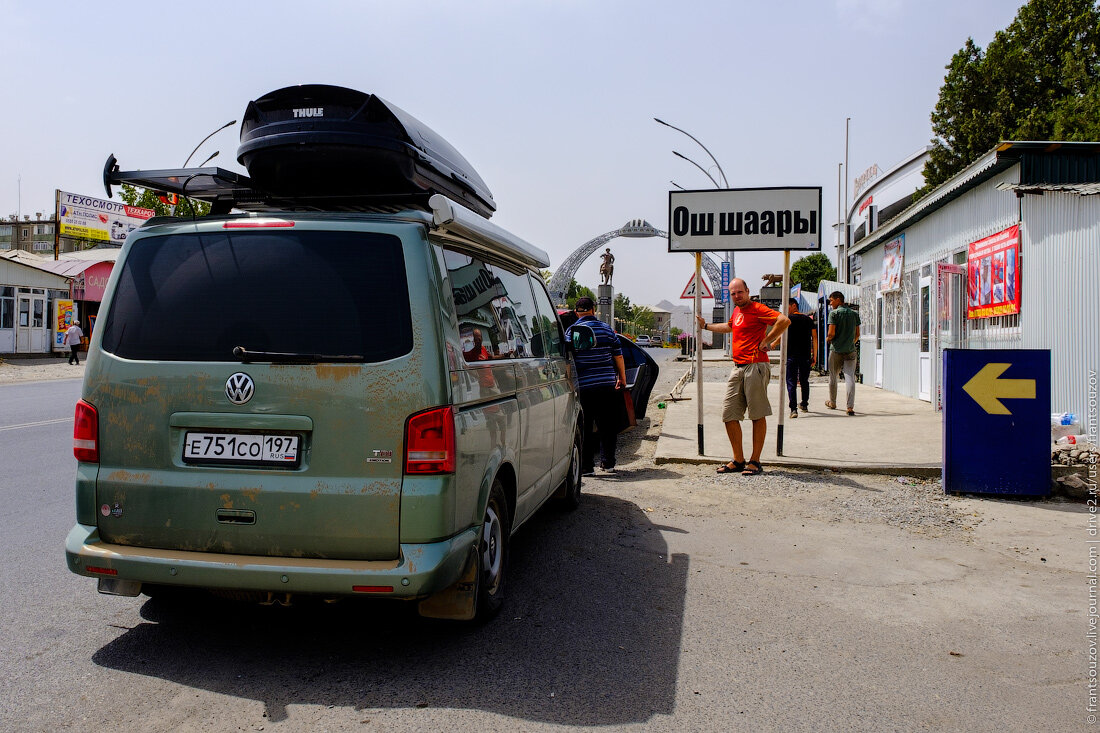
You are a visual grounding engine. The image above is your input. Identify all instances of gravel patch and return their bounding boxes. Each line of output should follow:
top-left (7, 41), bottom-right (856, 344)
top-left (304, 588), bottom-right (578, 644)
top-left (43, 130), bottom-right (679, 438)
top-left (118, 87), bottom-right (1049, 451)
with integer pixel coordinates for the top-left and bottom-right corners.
top-left (0, 356), bottom-right (84, 384)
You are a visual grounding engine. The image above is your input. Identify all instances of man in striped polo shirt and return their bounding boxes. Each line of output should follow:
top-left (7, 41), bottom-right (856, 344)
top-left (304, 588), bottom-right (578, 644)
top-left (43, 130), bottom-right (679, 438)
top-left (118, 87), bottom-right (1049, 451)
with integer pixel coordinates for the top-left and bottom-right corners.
top-left (566, 297), bottom-right (628, 475)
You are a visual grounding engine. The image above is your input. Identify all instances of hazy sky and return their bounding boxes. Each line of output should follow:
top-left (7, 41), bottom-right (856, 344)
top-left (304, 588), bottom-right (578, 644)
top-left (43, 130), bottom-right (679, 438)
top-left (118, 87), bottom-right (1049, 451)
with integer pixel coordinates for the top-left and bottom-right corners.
top-left (2, 0), bottom-right (1023, 307)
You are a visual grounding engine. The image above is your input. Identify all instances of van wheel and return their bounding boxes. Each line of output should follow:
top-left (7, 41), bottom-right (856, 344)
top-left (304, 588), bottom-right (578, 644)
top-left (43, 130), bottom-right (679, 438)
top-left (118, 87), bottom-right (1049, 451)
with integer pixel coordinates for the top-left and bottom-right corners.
top-left (558, 423), bottom-right (583, 510)
top-left (475, 481), bottom-right (510, 621)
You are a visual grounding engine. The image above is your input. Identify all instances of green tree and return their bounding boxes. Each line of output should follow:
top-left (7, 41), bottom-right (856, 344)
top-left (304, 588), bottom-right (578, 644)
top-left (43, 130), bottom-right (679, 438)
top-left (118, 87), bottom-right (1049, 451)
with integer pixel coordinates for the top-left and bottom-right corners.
top-left (790, 253), bottom-right (837, 292)
top-left (634, 305), bottom-right (655, 332)
top-left (119, 184), bottom-right (211, 218)
top-left (920, 0), bottom-right (1100, 195)
top-left (614, 293), bottom-right (634, 323)
top-left (564, 277), bottom-right (595, 309)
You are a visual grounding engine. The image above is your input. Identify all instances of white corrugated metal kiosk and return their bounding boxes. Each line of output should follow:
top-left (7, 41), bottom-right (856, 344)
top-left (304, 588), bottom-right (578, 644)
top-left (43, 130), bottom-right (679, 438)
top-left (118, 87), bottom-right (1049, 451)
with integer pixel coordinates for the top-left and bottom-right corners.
top-left (847, 141), bottom-right (1100, 437)
top-left (0, 252), bottom-right (72, 354)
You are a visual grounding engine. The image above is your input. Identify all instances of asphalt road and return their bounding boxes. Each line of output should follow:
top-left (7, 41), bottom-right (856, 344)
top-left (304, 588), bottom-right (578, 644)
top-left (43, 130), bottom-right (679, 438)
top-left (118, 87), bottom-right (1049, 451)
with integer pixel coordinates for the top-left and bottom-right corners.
top-left (0, 355), bottom-right (1085, 731)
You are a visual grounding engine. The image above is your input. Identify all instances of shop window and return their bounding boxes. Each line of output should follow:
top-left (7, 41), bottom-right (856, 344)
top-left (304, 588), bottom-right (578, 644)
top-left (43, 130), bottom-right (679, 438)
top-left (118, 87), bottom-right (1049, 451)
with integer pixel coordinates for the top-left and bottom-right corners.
top-left (0, 287), bottom-right (13, 329)
top-left (906, 270), bottom-right (920, 333)
top-left (876, 297), bottom-right (883, 348)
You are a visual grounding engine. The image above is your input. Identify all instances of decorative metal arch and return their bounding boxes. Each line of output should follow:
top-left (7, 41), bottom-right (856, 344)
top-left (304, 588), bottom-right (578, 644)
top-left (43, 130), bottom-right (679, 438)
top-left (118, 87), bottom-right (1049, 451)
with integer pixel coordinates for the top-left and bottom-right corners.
top-left (547, 219), bottom-right (724, 306)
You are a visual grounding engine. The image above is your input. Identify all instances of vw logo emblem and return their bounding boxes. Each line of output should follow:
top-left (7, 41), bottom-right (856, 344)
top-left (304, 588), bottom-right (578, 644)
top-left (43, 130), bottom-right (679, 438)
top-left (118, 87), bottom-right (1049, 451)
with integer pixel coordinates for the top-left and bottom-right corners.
top-left (225, 373), bottom-right (255, 405)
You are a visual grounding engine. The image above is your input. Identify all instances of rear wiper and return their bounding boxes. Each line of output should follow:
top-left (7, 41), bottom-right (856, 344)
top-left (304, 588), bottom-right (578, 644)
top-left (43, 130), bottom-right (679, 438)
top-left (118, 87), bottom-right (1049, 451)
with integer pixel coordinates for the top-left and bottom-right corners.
top-left (232, 346), bottom-right (366, 364)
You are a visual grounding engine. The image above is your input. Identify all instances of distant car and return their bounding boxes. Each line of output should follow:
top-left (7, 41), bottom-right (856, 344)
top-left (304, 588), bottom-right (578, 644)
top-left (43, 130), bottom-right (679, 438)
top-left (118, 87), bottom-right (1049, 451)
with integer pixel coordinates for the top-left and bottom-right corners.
top-left (636, 335), bottom-right (653, 347)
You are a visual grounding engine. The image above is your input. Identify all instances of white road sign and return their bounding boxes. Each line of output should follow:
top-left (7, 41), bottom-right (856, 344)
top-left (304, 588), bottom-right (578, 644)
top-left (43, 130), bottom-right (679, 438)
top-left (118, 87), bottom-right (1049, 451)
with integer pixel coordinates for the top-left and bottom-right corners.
top-left (668, 187), bottom-right (822, 252)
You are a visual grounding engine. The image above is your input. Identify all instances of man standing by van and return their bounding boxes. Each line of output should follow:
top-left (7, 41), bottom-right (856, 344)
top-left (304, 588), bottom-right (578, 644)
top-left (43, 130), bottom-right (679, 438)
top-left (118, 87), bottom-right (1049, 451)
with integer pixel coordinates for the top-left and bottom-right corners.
top-left (825, 291), bottom-right (861, 415)
top-left (696, 278), bottom-right (790, 476)
top-left (566, 297), bottom-right (627, 475)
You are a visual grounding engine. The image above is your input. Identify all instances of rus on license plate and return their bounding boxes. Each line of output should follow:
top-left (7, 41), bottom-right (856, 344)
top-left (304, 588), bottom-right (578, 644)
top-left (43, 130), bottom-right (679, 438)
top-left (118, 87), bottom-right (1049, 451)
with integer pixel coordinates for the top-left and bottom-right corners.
top-left (183, 432), bottom-right (299, 464)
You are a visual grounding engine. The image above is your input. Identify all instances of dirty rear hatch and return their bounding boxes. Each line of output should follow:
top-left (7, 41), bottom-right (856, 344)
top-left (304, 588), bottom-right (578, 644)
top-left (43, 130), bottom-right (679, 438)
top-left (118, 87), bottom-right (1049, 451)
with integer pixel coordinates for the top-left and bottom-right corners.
top-left (87, 222), bottom-right (432, 561)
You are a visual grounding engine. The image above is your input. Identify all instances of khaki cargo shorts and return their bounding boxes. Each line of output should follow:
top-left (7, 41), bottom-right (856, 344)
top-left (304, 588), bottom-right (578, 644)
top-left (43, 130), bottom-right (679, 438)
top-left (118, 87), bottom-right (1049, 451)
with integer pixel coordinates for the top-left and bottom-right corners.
top-left (722, 362), bottom-right (772, 422)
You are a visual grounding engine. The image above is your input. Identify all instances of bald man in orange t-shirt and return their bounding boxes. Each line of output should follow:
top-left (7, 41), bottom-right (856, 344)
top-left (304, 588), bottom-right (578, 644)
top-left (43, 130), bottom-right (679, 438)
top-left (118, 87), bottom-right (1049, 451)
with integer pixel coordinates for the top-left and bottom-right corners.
top-left (695, 278), bottom-right (790, 476)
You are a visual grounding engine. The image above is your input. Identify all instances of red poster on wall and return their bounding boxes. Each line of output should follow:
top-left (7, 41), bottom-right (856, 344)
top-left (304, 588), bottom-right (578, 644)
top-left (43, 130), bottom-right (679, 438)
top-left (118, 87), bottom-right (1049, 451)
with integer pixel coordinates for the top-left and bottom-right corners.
top-left (967, 225), bottom-right (1019, 319)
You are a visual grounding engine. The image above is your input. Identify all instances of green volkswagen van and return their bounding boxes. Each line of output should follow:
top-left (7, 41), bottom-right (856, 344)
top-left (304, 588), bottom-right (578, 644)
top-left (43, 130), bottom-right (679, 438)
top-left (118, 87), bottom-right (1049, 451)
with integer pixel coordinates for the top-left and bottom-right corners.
top-left (65, 86), bottom-right (583, 621)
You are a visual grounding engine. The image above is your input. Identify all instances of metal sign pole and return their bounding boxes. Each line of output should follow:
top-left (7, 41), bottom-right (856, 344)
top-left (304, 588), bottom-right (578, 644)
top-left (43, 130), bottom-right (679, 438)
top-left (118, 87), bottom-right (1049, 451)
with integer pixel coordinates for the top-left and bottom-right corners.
top-left (695, 252), bottom-right (705, 455)
top-left (777, 249), bottom-right (790, 456)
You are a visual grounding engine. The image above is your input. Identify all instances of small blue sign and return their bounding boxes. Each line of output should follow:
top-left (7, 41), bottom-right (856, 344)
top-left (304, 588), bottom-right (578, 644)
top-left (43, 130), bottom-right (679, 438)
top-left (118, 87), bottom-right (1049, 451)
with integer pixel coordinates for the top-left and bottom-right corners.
top-left (943, 349), bottom-right (1050, 496)
top-left (721, 261), bottom-right (730, 304)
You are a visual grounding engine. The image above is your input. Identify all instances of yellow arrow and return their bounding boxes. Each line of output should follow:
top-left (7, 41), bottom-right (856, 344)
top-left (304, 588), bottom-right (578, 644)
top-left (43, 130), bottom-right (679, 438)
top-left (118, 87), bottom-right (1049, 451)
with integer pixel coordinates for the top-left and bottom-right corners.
top-left (962, 362), bottom-right (1036, 415)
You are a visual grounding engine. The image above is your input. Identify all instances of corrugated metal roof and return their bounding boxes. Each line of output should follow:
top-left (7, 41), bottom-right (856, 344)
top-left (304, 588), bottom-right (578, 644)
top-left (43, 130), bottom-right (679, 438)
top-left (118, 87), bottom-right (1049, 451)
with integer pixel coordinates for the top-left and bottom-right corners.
top-left (996, 181), bottom-right (1100, 195)
top-left (851, 140), bottom-right (1100, 256)
top-left (0, 250), bottom-right (105, 277)
top-left (850, 149), bottom-right (1004, 255)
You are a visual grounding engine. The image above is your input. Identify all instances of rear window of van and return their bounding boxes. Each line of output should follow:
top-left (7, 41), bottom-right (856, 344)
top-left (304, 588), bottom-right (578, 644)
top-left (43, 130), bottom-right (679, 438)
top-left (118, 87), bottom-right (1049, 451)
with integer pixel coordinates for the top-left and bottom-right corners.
top-left (101, 230), bottom-right (413, 362)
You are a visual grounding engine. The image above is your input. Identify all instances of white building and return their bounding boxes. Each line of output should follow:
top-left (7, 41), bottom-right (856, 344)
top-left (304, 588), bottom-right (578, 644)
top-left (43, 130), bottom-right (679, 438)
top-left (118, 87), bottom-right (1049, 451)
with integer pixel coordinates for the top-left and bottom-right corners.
top-left (846, 141), bottom-right (1100, 434)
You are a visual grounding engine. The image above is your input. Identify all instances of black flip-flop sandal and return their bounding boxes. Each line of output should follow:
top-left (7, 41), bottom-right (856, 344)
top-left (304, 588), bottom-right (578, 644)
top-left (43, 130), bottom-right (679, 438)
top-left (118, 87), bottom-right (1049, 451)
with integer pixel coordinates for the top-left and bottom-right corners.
top-left (741, 460), bottom-right (763, 476)
top-left (717, 461), bottom-right (746, 474)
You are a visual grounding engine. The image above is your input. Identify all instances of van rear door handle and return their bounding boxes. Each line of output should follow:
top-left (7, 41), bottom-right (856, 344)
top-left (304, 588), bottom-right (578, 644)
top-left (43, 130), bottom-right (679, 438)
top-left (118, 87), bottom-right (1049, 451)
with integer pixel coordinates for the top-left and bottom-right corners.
top-left (216, 509), bottom-right (256, 525)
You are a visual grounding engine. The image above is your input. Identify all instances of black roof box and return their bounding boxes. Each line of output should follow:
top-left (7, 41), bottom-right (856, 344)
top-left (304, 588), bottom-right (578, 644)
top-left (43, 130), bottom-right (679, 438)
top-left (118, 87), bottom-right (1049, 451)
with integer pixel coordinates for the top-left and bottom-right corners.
top-left (236, 85), bottom-right (496, 218)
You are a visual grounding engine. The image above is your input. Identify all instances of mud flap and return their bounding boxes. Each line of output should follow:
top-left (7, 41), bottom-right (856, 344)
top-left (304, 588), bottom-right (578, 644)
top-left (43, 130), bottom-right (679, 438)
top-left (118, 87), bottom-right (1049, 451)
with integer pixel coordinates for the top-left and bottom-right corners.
top-left (417, 546), bottom-right (479, 621)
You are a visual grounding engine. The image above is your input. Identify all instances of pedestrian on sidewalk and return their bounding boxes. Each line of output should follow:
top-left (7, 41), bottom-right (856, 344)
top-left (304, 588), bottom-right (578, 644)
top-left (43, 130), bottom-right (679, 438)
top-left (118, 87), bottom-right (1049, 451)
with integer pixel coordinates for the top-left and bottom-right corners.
top-left (785, 298), bottom-right (817, 418)
top-left (565, 297), bottom-right (628, 475)
top-left (63, 322), bottom-right (85, 365)
top-left (825, 291), bottom-right (861, 416)
top-left (696, 278), bottom-right (790, 476)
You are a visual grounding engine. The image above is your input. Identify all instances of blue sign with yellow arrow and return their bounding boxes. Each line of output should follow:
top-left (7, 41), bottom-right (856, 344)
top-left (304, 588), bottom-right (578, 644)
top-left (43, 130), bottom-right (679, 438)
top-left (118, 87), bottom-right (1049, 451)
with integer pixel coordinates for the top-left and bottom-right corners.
top-left (943, 349), bottom-right (1050, 496)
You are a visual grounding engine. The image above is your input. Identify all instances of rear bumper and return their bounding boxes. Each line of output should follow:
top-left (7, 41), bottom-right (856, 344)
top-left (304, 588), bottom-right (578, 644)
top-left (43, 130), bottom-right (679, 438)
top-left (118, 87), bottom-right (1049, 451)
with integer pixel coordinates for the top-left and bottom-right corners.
top-left (65, 523), bottom-right (478, 599)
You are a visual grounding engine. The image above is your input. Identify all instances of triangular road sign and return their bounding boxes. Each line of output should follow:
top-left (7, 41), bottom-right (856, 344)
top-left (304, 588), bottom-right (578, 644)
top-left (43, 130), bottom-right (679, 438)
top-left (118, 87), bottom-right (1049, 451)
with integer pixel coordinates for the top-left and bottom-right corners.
top-left (680, 273), bottom-right (714, 299)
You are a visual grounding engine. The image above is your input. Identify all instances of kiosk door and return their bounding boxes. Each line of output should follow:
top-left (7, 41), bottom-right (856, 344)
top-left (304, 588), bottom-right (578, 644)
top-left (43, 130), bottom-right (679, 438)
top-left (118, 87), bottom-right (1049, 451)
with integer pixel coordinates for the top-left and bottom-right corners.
top-left (918, 272), bottom-right (932, 401)
top-left (874, 293), bottom-right (883, 388)
top-left (15, 291), bottom-right (46, 353)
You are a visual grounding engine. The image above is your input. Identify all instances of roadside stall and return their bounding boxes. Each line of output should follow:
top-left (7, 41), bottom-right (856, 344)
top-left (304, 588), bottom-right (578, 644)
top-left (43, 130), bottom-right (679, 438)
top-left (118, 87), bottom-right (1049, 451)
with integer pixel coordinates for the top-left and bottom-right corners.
top-left (0, 252), bottom-right (72, 354)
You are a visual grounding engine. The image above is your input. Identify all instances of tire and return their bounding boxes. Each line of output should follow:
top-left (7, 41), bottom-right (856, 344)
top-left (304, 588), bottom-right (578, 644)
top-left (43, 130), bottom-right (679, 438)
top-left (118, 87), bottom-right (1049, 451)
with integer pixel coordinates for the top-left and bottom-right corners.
top-left (557, 423), bottom-right (583, 510)
top-left (474, 480), bottom-right (510, 622)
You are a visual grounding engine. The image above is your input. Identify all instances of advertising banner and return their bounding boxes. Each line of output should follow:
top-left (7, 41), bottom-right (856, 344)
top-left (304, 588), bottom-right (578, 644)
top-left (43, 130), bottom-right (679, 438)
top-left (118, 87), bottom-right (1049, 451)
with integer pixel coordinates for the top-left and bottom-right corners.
top-left (53, 299), bottom-right (76, 352)
top-left (720, 261), bottom-right (730, 304)
top-left (668, 187), bottom-right (822, 252)
top-left (966, 225), bottom-right (1020, 319)
top-left (57, 190), bottom-right (155, 243)
top-left (879, 234), bottom-right (904, 292)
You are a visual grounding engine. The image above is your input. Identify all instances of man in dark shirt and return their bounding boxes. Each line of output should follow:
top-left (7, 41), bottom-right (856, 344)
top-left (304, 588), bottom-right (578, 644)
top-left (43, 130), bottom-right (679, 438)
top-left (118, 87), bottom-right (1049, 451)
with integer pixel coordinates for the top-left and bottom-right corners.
top-left (565, 297), bottom-right (627, 474)
top-left (784, 298), bottom-right (817, 418)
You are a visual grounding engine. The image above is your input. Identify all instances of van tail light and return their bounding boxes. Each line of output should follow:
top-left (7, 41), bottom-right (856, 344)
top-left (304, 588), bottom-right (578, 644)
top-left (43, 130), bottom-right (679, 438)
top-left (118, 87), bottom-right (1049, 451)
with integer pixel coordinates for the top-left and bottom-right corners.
top-left (404, 406), bottom-right (455, 474)
top-left (74, 400), bottom-right (99, 463)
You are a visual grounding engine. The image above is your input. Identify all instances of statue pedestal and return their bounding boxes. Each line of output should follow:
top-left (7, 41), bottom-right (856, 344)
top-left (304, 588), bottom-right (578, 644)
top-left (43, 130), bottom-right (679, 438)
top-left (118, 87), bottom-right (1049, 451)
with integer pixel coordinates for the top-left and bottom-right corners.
top-left (710, 305), bottom-right (726, 349)
top-left (597, 284), bottom-right (614, 329)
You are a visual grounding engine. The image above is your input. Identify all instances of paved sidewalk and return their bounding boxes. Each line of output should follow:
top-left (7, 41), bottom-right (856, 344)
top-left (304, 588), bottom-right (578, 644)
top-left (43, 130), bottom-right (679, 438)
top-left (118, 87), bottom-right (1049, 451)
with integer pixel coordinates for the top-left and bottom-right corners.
top-left (656, 357), bottom-right (942, 476)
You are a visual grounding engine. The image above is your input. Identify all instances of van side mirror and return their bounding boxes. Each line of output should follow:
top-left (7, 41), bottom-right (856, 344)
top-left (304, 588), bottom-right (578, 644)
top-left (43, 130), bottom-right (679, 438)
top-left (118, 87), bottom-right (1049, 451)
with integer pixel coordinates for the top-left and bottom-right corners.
top-left (571, 325), bottom-right (596, 351)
